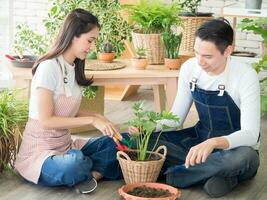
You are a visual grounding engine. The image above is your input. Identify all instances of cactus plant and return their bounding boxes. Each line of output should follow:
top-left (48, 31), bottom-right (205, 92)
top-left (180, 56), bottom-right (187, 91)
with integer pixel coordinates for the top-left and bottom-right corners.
top-left (100, 42), bottom-right (114, 53)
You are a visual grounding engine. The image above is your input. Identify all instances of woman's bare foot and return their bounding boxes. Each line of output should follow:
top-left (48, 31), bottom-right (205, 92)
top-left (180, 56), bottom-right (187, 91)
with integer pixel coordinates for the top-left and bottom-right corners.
top-left (92, 171), bottom-right (103, 181)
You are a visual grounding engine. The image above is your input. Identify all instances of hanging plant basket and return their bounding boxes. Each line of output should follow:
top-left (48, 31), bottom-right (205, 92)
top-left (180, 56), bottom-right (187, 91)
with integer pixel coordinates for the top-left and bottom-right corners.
top-left (117, 145), bottom-right (167, 184)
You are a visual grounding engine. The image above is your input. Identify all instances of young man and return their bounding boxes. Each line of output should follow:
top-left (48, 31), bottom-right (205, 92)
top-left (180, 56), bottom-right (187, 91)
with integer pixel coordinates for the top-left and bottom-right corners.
top-left (134, 18), bottom-right (260, 197)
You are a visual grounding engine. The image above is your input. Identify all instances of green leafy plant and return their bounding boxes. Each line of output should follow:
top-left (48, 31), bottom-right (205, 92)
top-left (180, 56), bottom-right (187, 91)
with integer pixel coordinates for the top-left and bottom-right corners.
top-left (253, 56), bottom-right (267, 117)
top-left (0, 89), bottom-right (28, 172)
top-left (13, 0), bottom-right (132, 57)
top-left (125, 0), bottom-right (181, 34)
top-left (239, 18), bottom-right (267, 43)
top-left (135, 47), bottom-right (147, 59)
top-left (126, 101), bottom-right (179, 161)
top-left (161, 20), bottom-right (182, 59)
top-left (176, 0), bottom-right (201, 16)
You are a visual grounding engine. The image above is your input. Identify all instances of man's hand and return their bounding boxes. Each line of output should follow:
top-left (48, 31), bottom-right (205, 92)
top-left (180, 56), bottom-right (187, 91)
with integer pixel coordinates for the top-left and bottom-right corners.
top-left (185, 138), bottom-right (217, 168)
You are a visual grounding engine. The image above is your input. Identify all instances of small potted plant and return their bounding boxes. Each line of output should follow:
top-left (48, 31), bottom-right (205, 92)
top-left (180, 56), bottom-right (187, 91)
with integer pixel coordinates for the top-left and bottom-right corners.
top-left (117, 101), bottom-right (179, 184)
top-left (161, 21), bottom-right (183, 70)
top-left (131, 47), bottom-right (148, 70)
top-left (0, 89), bottom-right (28, 172)
top-left (98, 42), bottom-right (116, 63)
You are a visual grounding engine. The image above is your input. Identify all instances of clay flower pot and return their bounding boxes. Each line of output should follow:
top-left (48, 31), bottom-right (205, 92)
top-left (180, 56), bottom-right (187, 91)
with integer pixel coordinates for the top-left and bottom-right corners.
top-left (119, 182), bottom-right (181, 200)
top-left (164, 58), bottom-right (182, 70)
top-left (131, 58), bottom-right (148, 70)
top-left (98, 52), bottom-right (115, 63)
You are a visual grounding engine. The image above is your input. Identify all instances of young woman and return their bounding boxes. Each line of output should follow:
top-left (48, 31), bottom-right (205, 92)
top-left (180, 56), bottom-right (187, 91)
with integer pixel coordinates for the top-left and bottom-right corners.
top-left (15, 8), bottom-right (122, 194)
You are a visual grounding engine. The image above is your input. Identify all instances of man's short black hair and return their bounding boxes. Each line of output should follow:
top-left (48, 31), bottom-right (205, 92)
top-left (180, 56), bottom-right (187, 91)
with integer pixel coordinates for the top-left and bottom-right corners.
top-left (195, 18), bottom-right (233, 54)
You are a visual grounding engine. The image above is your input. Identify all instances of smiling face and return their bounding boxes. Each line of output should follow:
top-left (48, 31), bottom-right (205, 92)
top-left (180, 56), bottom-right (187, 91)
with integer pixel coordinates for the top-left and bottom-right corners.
top-left (71, 26), bottom-right (99, 60)
top-left (194, 37), bottom-right (233, 75)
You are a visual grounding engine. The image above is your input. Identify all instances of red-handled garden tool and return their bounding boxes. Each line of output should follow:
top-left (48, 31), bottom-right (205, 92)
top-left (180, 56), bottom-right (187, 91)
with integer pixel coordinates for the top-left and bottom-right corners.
top-left (112, 133), bottom-right (132, 151)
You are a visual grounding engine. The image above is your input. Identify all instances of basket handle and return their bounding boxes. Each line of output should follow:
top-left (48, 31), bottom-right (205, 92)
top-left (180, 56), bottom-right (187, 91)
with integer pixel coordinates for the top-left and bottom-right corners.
top-left (155, 145), bottom-right (167, 157)
top-left (117, 150), bottom-right (132, 161)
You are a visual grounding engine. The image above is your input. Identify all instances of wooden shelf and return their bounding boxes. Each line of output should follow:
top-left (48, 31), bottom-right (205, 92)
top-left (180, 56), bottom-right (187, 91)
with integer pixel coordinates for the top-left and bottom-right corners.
top-left (105, 85), bottom-right (140, 101)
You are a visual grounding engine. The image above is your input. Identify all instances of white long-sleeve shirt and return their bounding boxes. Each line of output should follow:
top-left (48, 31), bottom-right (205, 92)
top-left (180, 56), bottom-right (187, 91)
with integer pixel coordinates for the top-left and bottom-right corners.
top-left (158, 57), bottom-right (260, 150)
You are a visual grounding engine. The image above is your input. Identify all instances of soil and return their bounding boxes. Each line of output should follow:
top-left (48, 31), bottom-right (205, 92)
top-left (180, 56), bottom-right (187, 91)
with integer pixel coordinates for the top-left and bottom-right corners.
top-left (127, 151), bottom-right (161, 161)
top-left (127, 185), bottom-right (172, 198)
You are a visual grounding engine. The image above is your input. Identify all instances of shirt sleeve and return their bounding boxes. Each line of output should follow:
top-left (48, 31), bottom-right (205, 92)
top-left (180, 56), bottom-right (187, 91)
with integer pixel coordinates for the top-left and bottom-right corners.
top-left (32, 60), bottom-right (58, 92)
top-left (156, 60), bottom-right (193, 131)
top-left (223, 68), bottom-right (260, 149)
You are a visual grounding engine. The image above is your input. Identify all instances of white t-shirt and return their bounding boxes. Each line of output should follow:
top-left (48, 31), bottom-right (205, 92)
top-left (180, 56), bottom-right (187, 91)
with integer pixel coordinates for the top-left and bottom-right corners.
top-left (29, 55), bottom-right (82, 119)
top-left (158, 57), bottom-right (260, 150)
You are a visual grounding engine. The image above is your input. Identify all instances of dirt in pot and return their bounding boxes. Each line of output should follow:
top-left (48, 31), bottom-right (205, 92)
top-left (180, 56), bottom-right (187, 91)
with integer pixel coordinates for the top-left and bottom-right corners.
top-left (127, 151), bottom-right (161, 161)
top-left (128, 185), bottom-right (172, 198)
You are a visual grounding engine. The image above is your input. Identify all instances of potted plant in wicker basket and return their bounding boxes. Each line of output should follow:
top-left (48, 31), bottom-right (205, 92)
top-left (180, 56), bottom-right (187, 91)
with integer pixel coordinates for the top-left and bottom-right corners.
top-left (131, 47), bottom-right (148, 70)
top-left (161, 20), bottom-right (183, 70)
top-left (0, 89), bottom-right (28, 172)
top-left (98, 42), bottom-right (116, 63)
top-left (124, 0), bottom-right (181, 64)
top-left (117, 101), bottom-right (179, 184)
top-left (175, 0), bottom-right (213, 56)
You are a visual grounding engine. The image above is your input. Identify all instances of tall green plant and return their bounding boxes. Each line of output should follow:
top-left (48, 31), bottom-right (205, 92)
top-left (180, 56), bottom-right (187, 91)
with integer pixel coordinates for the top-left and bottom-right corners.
top-left (126, 101), bottom-right (179, 161)
top-left (161, 20), bottom-right (182, 59)
top-left (176, 0), bottom-right (202, 16)
top-left (125, 0), bottom-right (181, 34)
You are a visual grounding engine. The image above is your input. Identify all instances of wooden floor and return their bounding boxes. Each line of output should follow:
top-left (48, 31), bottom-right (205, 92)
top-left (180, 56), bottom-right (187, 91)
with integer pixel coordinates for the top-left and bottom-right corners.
top-left (0, 87), bottom-right (266, 200)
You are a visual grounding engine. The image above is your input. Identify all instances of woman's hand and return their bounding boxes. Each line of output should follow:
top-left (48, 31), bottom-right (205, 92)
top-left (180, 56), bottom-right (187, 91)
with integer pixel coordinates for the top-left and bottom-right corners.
top-left (92, 116), bottom-right (121, 139)
top-left (128, 126), bottom-right (139, 135)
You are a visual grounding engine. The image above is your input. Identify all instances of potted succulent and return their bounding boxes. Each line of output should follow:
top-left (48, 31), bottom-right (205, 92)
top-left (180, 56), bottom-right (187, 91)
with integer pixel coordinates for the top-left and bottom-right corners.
top-left (131, 47), bottom-right (148, 70)
top-left (125, 0), bottom-right (181, 64)
top-left (175, 0), bottom-right (213, 56)
top-left (117, 101), bottom-right (179, 184)
top-left (98, 42), bottom-right (116, 63)
top-left (0, 89), bottom-right (28, 172)
top-left (239, 17), bottom-right (267, 56)
top-left (161, 21), bottom-right (183, 70)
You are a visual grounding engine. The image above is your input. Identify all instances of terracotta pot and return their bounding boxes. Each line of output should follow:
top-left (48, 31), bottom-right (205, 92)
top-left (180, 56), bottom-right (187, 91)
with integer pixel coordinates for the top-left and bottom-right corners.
top-left (131, 58), bottom-right (148, 70)
top-left (164, 58), bottom-right (182, 70)
top-left (119, 182), bottom-right (181, 200)
top-left (98, 52), bottom-right (115, 63)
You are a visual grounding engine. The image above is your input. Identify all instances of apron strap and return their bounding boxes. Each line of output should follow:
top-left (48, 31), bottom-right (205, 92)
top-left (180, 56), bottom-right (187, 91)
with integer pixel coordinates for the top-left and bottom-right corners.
top-left (56, 57), bottom-right (72, 97)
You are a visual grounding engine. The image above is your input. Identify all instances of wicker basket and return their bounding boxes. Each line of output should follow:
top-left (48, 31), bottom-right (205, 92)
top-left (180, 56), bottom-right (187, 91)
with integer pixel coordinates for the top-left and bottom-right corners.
top-left (117, 145), bottom-right (167, 184)
top-left (132, 31), bottom-right (164, 64)
top-left (179, 16), bottom-right (213, 56)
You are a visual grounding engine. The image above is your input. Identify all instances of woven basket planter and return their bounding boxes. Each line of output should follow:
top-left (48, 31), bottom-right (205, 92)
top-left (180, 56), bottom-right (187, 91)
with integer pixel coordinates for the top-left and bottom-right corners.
top-left (117, 145), bottom-right (167, 184)
top-left (179, 16), bottom-right (213, 56)
top-left (132, 31), bottom-right (164, 65)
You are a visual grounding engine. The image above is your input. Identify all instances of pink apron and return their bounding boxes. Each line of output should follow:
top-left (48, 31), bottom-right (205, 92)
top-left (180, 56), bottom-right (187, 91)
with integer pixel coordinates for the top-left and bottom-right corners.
top-left (15, 95), bottom-right (87, 184)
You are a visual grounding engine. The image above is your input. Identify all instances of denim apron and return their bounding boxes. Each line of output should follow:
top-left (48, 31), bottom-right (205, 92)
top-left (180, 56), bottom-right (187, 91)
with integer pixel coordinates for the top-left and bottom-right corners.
top-left (150, 61), bottom-right (260, 188)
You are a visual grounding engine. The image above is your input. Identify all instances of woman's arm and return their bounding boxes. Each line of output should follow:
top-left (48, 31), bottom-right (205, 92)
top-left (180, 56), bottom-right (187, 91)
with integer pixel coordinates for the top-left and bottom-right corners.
top-left (37, 88), bottom-right (120, 137)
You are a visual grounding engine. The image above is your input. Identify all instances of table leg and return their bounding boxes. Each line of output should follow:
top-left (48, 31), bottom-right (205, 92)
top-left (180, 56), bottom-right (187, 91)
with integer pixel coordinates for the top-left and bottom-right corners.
top-left (152, 85), bottom-right (165, 112)
top-left (165, 77), bottom-right (178, 111)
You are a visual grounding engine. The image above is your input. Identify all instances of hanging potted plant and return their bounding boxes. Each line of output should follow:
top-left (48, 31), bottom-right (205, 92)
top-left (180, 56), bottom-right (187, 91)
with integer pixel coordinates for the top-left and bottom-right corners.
top-left (131, 47), bottom-right (148, 70)
top-left (161, 20), bottom-right (183, 70)
top-left (175, 0), bottom-right (213, 56)
top-left (124, 0), bottom-right (181, 64)
top-left (98, 42), bottom-right (116, 63)
top-left (117, 101), bottom-right (179, 184)
top-left (0, 89), bottom-right (28, 172)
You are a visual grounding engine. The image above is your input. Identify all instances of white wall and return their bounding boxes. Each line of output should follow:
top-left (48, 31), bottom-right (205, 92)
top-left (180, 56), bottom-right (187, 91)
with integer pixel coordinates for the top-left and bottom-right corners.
top-left (0, 0), bottom-right (10, 58)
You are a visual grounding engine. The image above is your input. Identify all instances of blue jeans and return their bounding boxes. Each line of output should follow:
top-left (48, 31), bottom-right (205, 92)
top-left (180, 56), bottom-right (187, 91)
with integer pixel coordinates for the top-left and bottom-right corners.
top-left (38, 136), bottom-right (122, 187)
top-left (149, 130), bottom-right (260, 188)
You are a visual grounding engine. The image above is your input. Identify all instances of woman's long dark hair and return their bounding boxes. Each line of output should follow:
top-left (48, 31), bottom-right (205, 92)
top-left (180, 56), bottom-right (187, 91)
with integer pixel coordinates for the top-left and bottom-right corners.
top-left (32, 8), bottom-right (100, 86)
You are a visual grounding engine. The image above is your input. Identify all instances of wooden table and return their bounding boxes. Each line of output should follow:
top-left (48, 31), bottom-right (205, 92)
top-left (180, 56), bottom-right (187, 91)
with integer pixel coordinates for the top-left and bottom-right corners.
top-left (6, 59), bottom-right (179, 112)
